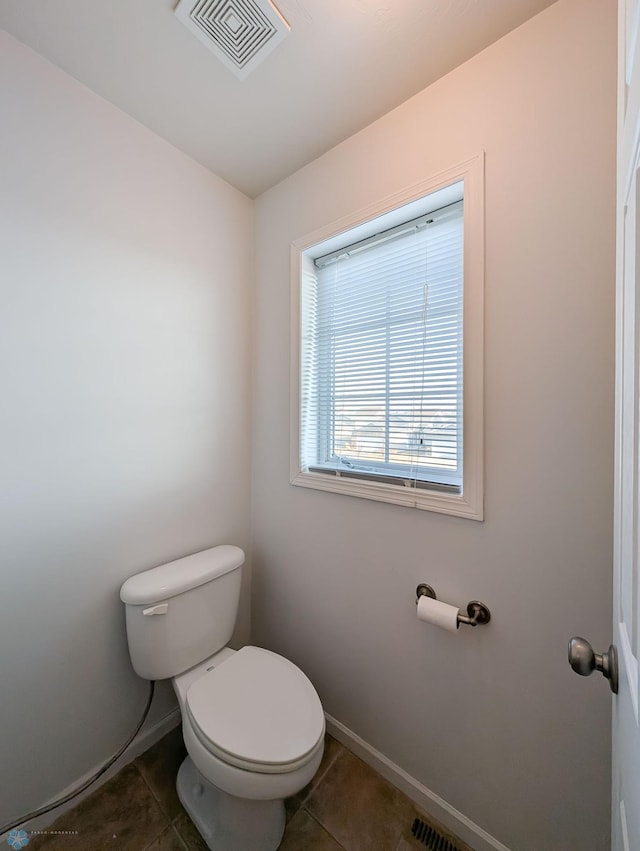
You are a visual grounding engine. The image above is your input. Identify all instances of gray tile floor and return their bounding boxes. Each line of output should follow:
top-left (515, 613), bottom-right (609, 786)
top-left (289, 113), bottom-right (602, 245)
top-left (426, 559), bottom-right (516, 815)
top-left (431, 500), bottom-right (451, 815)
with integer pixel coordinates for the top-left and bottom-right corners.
top-left (26, 727), bottom-right (471, 851)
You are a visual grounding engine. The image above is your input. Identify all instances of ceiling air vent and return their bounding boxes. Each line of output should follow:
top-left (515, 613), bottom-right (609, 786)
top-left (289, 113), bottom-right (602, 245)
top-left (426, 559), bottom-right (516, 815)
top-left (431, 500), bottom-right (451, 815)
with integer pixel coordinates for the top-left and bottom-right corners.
top-left (174, 0), bottom-right (290, 80)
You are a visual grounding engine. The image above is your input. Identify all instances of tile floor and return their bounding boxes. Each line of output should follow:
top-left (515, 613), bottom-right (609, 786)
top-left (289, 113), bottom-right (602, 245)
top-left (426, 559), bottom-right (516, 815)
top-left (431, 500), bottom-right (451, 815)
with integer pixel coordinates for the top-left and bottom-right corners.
top-left (26, 726), bottom-right (472, 851)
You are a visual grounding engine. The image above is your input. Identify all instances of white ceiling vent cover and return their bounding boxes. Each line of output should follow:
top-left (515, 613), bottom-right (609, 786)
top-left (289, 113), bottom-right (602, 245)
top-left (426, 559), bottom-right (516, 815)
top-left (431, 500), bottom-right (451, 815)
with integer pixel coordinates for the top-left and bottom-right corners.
top-left (175, 0), bottom-right (290, 80)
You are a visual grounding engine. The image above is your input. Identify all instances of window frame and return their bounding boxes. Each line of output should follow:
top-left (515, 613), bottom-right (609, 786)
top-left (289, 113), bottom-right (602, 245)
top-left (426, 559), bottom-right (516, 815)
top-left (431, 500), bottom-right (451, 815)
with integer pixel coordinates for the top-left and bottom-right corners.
top-left (290, 154), bottom-right (484, 520)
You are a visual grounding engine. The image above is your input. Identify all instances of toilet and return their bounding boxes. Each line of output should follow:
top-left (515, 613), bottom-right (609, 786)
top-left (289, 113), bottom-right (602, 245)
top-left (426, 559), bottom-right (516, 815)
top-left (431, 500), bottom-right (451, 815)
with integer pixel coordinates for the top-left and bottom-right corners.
top-left (119, 545), bottom-right (325, 851)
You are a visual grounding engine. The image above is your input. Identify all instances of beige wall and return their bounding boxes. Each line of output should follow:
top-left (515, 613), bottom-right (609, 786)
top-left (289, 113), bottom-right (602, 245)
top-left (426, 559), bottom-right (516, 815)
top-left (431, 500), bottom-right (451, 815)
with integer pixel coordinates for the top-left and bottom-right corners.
top-left (0, 32), bottom-right (253, 827)
top-left (252, 1), bottom-right (617, 848)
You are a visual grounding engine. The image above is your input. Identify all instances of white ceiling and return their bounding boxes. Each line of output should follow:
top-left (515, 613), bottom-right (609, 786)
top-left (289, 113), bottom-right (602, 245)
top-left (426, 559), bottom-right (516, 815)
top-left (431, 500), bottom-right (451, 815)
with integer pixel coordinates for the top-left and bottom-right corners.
top-left (0, 0), bottom-right (557, 197)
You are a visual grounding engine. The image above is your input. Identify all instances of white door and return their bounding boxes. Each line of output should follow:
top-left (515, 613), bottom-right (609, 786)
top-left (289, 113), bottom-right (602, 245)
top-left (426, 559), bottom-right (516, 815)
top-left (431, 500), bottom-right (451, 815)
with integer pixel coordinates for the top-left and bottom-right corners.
top-left (572, 1), bottom-right (640, 847)
top-left (612, 1), bottom-right (640, 848)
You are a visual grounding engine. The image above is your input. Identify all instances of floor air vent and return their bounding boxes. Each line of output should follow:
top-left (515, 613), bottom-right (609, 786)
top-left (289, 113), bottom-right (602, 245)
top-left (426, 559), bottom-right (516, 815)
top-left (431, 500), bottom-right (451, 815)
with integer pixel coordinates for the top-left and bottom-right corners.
top-left (411, 817), bottom-right (461, 851)
top-left (174, 0), bottom-right (290, 80)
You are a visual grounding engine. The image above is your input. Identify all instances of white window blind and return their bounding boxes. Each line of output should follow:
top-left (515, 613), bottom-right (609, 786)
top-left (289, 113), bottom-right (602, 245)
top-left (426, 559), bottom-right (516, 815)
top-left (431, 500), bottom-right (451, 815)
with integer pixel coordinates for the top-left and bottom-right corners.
top-left (300, 200), bottom-right (463, 491)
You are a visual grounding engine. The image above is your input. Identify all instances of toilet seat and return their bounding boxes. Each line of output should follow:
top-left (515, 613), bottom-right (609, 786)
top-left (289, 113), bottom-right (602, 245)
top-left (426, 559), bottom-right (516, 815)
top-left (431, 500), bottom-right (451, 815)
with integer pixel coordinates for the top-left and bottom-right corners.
top-left (185, 646), bottom-right (325, 774)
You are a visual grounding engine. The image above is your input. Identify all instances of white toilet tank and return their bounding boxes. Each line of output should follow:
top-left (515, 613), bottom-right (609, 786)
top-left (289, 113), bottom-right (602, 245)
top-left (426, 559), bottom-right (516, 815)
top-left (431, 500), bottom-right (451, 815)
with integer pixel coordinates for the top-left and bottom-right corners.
top-left (120, 545), bottom-right (244, 680)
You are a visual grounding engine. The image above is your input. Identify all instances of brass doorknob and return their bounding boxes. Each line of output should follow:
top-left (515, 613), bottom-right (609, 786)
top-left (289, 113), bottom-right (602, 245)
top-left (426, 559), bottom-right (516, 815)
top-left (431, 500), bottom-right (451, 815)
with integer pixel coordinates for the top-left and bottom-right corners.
top-left (568, 636), bottom-right (618, 694)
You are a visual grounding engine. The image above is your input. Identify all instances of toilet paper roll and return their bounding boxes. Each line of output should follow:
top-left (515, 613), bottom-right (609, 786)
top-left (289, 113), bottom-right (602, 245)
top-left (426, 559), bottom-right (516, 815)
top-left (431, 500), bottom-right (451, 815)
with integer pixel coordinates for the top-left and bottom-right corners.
top-left (417, 595), bottom-right (460, 633)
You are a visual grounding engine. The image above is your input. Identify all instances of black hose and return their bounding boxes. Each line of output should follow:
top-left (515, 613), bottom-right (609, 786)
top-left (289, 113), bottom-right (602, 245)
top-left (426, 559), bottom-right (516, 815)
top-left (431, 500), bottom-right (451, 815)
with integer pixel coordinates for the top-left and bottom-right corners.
top-left (0, 681), bottom-right (155, 837)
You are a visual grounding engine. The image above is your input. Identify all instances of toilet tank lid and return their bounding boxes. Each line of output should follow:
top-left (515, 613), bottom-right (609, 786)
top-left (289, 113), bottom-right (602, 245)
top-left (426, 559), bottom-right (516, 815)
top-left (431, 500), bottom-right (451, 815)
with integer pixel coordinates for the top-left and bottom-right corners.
top-left (120, 545), bottom-right (244, 605)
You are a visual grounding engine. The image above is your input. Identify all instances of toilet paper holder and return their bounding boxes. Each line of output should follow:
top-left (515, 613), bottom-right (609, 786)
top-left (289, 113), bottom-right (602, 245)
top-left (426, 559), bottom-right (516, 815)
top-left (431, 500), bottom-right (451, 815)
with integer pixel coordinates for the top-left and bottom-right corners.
top-left (416, 584), bottom-right (491, 627)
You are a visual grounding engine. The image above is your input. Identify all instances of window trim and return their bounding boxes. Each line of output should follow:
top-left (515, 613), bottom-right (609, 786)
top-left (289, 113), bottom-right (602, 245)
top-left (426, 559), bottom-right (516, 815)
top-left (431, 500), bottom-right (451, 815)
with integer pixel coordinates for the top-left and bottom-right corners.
top-left (290, 154), bottom-right (484, 520)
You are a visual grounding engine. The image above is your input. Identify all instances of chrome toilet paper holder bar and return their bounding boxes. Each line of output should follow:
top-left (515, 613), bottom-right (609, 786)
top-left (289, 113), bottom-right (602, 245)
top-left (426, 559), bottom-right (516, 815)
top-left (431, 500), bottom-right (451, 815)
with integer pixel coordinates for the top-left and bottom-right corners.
top-left (416, 584), bottom-right (491, 627)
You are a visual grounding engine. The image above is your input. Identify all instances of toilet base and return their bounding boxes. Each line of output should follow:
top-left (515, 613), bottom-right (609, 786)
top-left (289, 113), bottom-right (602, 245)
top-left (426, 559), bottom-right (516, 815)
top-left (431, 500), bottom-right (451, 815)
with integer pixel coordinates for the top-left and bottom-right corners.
top-left (176, 756), bottom-right (286, 851)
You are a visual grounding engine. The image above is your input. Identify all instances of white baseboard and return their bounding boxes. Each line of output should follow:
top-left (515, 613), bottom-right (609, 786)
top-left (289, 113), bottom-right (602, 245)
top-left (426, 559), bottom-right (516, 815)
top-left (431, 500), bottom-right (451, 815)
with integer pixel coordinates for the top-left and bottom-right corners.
top-left (1, 709), bottom-right (181, 842)
top-left (325, 714), bottom-right (511, 851)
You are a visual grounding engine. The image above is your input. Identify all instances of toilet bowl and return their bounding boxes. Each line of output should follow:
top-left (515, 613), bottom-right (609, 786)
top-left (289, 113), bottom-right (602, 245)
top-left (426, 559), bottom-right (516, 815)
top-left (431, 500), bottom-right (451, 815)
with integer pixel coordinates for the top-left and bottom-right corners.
top-left (120, 546), bottom-right (325, 851)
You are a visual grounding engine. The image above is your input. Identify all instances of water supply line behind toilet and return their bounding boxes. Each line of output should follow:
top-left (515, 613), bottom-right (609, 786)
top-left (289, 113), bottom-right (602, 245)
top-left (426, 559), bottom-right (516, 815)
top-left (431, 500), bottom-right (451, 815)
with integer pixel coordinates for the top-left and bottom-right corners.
top-left (0, 681), bottom-right (155, 838)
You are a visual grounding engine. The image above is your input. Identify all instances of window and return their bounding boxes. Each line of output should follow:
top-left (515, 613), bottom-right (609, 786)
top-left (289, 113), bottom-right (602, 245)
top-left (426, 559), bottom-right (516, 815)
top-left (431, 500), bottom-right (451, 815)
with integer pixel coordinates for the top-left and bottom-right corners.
top-left (291, 156), bottom-right (484, 519)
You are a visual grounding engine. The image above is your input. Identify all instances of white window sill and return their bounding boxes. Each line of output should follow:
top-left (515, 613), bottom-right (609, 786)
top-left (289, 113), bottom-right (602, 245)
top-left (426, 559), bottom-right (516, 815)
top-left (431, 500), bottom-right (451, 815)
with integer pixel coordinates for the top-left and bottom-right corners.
top-left (291, 469), bottom-right (483, 520)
